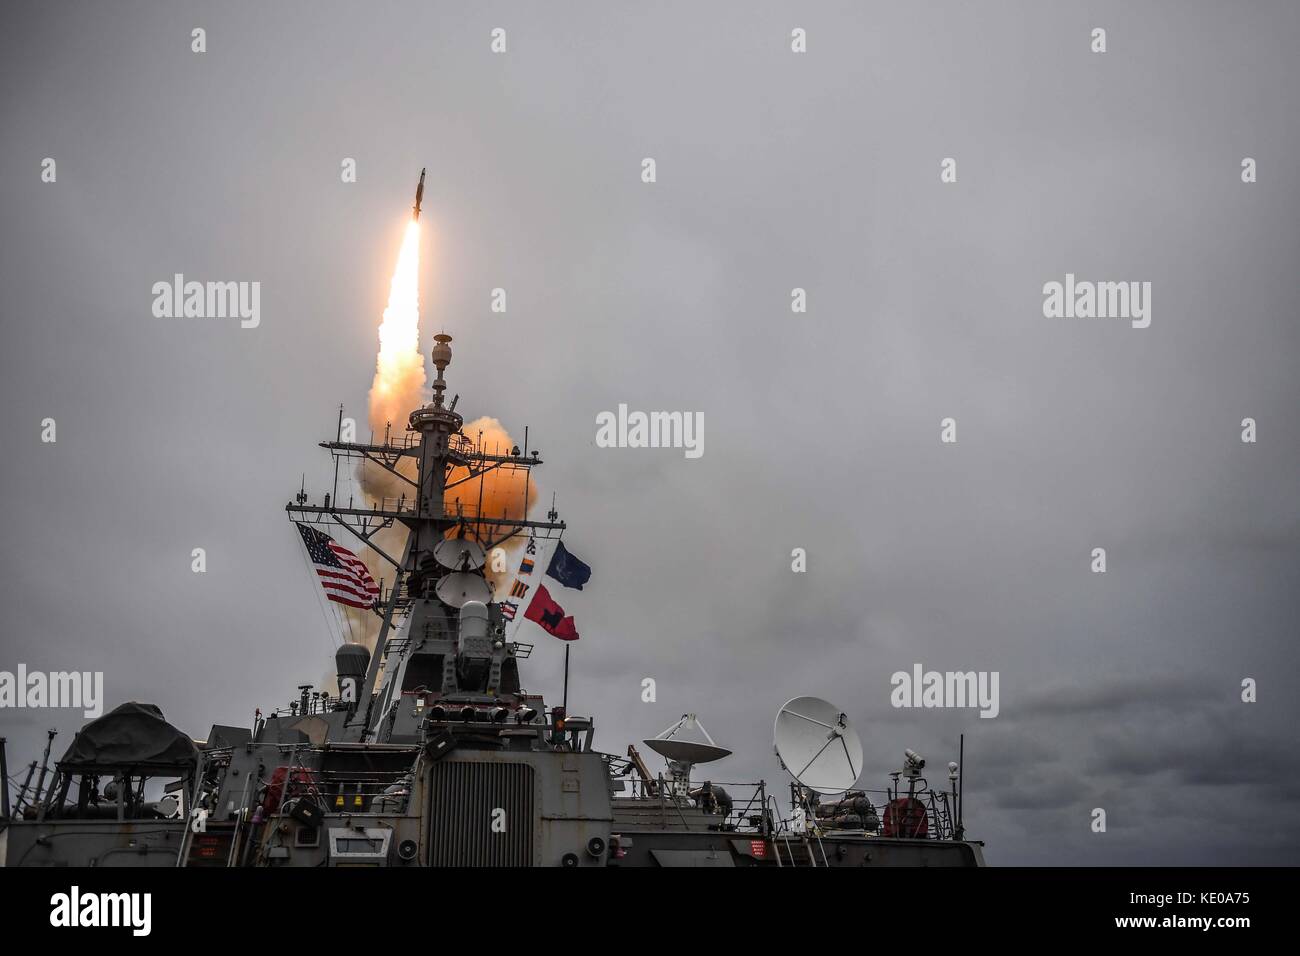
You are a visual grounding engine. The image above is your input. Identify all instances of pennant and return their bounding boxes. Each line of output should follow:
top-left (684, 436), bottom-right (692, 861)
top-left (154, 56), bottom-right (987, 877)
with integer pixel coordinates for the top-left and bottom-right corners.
top-left (524, 584), bottom-right (579, 640)
top-left (509, 580), bottom-right (530, 599)
top-left (546, 540), bottom-right (591, 591)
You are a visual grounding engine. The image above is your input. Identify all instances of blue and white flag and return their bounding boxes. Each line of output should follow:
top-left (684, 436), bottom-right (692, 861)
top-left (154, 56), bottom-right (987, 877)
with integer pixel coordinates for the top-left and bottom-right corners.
top-left (546, 540), bottom-right (591, 591)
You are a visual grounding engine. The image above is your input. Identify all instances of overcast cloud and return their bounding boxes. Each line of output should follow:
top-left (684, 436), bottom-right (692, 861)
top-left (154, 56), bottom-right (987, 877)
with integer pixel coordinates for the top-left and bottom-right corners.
top-left (2, 1), bottom-right (1298, 864)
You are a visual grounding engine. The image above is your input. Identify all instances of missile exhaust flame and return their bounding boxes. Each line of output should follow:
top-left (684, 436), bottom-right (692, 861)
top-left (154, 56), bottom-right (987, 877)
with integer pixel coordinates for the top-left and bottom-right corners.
top-left (368, 219), bottom-right (426, 435)
top-left (339, 177), bottom-right (535, 652)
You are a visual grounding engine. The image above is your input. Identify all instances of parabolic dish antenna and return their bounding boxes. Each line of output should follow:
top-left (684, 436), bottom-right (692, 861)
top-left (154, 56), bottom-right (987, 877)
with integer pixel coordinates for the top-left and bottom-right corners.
top-left (644, 714), bottom-right (731, 765)
top-left (773, 696), bottom-right (863, 794)
top-left (436, 571), bottom-right (492, 608)
top-left (434, 537), bottom-right (486, 571)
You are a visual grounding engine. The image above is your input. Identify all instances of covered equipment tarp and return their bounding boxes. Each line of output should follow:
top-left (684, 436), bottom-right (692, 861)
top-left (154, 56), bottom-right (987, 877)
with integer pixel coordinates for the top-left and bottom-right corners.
top-left (58, 701), bottom-right (200, 772)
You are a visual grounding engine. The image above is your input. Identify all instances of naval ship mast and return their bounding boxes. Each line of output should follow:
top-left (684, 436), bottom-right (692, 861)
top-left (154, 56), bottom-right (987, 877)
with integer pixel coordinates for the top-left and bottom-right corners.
top-left (285, 334), bottom-right (566, 743)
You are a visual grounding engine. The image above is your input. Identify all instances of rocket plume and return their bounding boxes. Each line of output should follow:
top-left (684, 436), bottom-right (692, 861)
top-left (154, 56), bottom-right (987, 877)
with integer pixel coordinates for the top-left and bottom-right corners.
top-left (343, 219), bottom-right (426, 649)
top-left (338, 213), bottom-right (536, 652)
top-left (369, 220), bottom-right (426, 438)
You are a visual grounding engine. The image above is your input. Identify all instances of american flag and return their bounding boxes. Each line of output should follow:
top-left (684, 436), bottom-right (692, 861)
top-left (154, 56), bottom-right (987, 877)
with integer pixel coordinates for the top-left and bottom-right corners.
top-left (296, 523), bottom-right (379, 610)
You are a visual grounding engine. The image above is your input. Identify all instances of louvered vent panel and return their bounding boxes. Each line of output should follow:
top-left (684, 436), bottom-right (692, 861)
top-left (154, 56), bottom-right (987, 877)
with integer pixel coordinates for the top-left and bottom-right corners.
top-left (428, 761), bottom-right (534, 866)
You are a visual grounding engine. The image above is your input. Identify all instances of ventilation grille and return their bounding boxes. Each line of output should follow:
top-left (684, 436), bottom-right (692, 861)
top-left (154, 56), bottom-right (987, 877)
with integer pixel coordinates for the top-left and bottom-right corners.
top-left (427, 761), bottom-right (534, 866)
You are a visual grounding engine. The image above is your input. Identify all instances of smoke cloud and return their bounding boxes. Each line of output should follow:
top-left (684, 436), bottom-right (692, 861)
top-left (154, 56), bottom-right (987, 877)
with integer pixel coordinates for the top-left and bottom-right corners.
top-left (337, 219), bottom-right (535, 650)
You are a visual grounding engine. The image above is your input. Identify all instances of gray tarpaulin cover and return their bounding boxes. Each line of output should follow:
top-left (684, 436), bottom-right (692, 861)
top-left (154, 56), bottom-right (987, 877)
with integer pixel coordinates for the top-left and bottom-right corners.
top-left (58, 701), bottom-right (199, 771)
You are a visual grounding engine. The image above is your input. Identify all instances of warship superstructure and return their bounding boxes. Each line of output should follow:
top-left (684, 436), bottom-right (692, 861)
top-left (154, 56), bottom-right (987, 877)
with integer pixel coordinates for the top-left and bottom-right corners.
top-left (0, 334), bottom-right (984, 868)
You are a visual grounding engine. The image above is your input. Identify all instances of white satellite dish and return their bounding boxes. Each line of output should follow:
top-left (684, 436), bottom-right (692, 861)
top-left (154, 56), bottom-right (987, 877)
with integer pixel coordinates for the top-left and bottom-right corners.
top-left (435, 571), bottom-right (492, 608)
top-left (434, 537), bottom-right (486, 571)
top-left (773, 696), bottom-right (863, 794)
top-left (644, 714), bottom-right (731, 765)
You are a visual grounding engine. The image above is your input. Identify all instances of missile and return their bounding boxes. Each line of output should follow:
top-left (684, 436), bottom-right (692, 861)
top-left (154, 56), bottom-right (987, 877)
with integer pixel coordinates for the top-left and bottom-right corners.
top-left (413, 167), bottom-right (426, 221)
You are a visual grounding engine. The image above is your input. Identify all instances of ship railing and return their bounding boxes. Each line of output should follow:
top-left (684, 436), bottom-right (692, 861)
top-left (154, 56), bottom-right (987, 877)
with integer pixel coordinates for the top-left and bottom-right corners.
top-left (437, 500), bottom-right (532, 523)
top-left (292, 496), bottom-right (531, 519)
top-left (447, 433), bottom-right (476, 457)
top-left (377, 495), bottom-right (415, 513)
top-left (311, 496), bottom-right (538, 523)
top-left (268, 767), bottom-right (415, 815)
top-left (267, 698), bottom-right (343, 718)
top-left (607, 765), bottom-right (961, 841)
top-left (337, 429), bottom-right (423, 452)
top-left (795, 785), bottom-right (961, 841)
top-left (608, 771), bottom-right (775, 833)
top-left (316, 776), bottom-right (413, 814)
top-left (323, 430), bottom-right (495, 457)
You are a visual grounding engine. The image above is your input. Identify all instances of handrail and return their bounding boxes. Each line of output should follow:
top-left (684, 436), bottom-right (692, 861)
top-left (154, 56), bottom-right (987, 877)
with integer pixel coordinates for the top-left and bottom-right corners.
top-left (608, 773), bottom-right (963, 842)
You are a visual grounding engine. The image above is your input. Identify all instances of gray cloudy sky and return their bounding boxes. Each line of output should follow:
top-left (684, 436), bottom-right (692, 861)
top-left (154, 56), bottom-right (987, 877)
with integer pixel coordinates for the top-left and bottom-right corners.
top-left (3, 1), bottom-right (1298, 864)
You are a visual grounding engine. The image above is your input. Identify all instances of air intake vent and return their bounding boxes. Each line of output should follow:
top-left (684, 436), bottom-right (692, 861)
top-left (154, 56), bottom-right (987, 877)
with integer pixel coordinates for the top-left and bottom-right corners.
top-left (427, 761), bottom-right (535, 866)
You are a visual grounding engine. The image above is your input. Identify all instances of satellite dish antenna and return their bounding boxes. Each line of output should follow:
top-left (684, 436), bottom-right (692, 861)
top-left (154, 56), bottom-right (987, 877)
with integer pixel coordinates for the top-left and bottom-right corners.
top-left (644, 714), bottom-right (732, 765)
top-left (644, 714), bottom-right (730, 801)
top-left (434, 537), bottom-right (486, 571)
top-left (773, 696), bottom-right (863, 794)
top-left (435, 571), bottom-right (492, 608)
